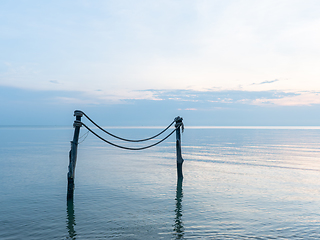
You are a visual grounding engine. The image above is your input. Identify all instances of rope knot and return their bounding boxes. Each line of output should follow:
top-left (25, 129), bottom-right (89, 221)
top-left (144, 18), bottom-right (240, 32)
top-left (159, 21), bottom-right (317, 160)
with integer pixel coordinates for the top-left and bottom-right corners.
top-left (74, 110), bottom-right (83, 117)
top-left (174, 116), bottom-right (184, 133)
top-left (73, 120), bottom-right (82, 128)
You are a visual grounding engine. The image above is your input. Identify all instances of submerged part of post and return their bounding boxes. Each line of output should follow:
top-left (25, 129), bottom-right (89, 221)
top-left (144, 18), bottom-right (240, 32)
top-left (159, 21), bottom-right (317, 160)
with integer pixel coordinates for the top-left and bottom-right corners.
top-left (175, 116), bottom-right (184, 179)
top-left (174, 177), bottom-right (184, 237)
top-left (67, 110), bottom-right (83, 199)
top-left (66, 199), bottom-right (76, 239)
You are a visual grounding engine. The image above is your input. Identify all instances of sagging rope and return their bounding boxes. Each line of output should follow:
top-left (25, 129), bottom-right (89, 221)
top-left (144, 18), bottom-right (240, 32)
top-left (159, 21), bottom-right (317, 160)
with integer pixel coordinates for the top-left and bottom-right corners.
top-left (81, 111), bottom-right (175, 142)
top-left (79, 121), bottom-right (177, 150)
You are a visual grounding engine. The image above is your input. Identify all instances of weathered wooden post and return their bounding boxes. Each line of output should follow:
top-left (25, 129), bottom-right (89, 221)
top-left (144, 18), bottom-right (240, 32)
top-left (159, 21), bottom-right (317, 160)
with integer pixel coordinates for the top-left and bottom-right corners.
top-left (67, 110), bottom-right (83, 199)
top-left (175, 116), bottom-right (184, 179)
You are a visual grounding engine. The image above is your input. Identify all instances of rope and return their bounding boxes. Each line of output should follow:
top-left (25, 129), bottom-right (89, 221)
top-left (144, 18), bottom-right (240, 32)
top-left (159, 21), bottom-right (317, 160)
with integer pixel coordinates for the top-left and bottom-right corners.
top-left (81, 111), bottom-right (175, 142)
top-left (81, 122), bottom-right (177, 150)
top-left (78, 130), bottom-right (89, 144)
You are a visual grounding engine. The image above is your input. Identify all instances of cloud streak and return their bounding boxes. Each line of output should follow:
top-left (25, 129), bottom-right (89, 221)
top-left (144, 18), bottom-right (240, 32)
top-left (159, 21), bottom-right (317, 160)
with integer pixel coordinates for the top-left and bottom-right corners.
top-left (133, 88), bottom-right (320, 107)
top-left (49, 80), bottom-right (60, 84)
top-left (252, 92), bottom-right (320, 106)
top-left (252, 79), bottom-right (279, 85)
top-left (1, 86), bottom-right (320, 126)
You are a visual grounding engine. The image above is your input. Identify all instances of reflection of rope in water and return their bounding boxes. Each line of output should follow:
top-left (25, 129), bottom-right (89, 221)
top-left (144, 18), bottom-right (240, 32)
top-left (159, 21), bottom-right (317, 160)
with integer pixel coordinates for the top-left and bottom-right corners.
top-left (173, 178), bottom-right (184, 239)
top-left (66, 199), bottom-right (76, 240)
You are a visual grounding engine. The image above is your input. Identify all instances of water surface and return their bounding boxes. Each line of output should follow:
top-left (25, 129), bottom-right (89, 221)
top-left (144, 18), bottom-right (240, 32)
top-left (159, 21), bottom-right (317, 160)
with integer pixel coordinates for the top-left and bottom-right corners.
top-left (1, 126), bottom-right (320, 239)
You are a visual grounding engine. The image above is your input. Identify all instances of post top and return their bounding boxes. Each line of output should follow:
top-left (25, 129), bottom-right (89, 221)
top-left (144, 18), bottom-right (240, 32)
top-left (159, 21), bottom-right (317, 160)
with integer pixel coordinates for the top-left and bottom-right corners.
top-left (74, 110), bottom-right (83, 117)
top-left (174, 116), bottom-right (184, 132)
top-left (174, 116), bottom-right (183, 123)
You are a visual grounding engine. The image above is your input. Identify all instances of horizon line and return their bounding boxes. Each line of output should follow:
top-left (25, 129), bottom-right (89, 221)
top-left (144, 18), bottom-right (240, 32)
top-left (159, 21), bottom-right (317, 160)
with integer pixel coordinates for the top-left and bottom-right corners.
top-left (1, 125), bottom-right (320, 130)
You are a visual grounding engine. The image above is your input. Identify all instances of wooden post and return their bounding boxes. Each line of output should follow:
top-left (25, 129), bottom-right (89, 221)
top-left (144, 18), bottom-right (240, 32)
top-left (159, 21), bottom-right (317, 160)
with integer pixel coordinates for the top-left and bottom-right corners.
top-left (66, 199), bottom-right (76, 239)
top-left (173, 177), bottom-right (184, 237)
top-left (67, 110), bottom-right (83, 199)
top-left (175, 117), bottom-right (184, 179)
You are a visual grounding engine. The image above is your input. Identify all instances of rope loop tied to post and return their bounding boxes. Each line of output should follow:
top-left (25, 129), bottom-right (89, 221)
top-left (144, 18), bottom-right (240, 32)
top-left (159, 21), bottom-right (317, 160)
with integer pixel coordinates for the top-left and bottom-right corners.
top-left (174, 116), bottom-right (184, 133)
top-left (74, 110), bottom-right (83, 117)
top-left (73, 120), bottom-right (82, 128)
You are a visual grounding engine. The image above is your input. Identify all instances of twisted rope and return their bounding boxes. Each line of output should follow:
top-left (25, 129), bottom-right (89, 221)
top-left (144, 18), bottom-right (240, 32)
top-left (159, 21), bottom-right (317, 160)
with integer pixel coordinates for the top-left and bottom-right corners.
top-left (81, 111), bottom-right (175, 142)
top-left (80, 121), bottom-right (177, 150)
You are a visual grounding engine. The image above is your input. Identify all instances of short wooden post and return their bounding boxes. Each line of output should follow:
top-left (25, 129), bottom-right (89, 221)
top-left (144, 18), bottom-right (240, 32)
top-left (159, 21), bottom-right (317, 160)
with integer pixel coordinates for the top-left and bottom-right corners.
top-left (67, 110), bottom-right (83, 199)
top-left (175, 117), bottom-right (184, 179)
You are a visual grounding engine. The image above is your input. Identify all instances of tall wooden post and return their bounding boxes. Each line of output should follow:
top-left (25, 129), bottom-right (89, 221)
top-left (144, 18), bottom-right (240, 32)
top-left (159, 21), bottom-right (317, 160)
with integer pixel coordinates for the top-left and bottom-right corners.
top-left (67, 110), bottom-right (83, 199)
top-left (175, 117), bottom-right (184, 179)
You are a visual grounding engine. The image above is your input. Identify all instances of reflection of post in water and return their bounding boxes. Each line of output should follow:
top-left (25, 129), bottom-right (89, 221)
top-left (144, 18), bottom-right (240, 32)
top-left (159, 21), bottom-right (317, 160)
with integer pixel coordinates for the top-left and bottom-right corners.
top-left (173, 178), bottom-right (184, 239)
top-left (66, 199), bottom-right (76, 240)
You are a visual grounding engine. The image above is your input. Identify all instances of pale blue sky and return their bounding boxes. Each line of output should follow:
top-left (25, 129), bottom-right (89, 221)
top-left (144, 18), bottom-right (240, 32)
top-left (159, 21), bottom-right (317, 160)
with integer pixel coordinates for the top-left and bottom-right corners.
top-left (1, 0), bottom-right (320, 126)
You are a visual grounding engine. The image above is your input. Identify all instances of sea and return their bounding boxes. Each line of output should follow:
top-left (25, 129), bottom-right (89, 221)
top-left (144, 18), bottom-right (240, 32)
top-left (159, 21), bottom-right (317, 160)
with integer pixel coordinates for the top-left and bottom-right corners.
top-left (1, 126), bottom-right (320, 239)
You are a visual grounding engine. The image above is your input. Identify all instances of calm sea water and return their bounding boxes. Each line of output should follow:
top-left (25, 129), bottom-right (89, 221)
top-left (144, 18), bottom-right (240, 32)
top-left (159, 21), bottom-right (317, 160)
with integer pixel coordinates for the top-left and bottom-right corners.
top-left (1, 126), bottom-right (320, 239)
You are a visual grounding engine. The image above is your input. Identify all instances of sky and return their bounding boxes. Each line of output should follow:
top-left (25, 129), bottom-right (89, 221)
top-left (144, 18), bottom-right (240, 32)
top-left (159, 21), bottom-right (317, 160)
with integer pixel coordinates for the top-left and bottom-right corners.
top-left (1, 0), bottom-right (320, 126)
